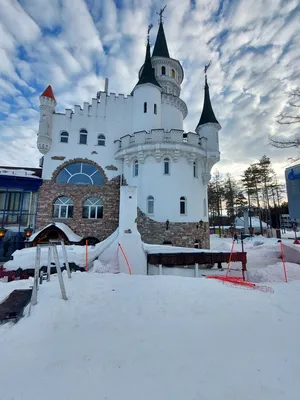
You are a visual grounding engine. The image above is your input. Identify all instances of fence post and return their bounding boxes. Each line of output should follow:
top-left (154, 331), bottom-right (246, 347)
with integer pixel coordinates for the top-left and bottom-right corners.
top-left (31, 245), bottom-right (41, 306)
top-left (159, 264), bottom-right (163, 275)
top-left (61, 240), bottom-right (71, 278)
top-left (194, 263), bottom-right (199, 278)
top-left (53, 245), bottom-right (68, 300)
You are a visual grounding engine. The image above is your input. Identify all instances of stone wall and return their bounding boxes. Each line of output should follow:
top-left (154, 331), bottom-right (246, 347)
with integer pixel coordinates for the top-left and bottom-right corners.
top-left (36, 176), bottom-right (121, 241)
top-left (137, 209), bottom-right (210, 249)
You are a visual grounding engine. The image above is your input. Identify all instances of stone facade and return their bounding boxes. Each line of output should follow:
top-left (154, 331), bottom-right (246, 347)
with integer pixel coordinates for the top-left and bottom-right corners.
top-left (137, 209), bottom-right (210, 249)
top-left (36, 160), bottom-right (121, 241)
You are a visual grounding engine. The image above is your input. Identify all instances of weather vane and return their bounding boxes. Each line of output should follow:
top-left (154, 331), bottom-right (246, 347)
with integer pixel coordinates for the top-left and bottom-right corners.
top-left (204, 61), bottom-right (212, 75)
top-left (157, 5), bottom-right (167, 23)
top-left (147, 23), bottom-right (153, 42)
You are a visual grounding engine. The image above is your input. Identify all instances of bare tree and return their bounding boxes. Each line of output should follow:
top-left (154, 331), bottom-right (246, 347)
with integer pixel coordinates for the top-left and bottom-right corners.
top-left (270, 87), bottom-right (300, 154)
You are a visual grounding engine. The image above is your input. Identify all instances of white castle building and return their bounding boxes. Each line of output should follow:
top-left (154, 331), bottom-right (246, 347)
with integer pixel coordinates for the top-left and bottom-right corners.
top-left (36, 19), bottom-right (221, 248)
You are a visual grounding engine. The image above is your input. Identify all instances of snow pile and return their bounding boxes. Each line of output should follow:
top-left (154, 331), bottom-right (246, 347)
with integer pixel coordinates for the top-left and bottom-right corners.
top-left (0, 273), bottom-right (300, 400)
top-left (249, 262), bottom-right (300, 283)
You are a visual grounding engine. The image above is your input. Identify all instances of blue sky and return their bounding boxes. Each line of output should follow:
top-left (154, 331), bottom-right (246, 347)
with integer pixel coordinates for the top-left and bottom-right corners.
top-left (0, 0), bottom-right (299, 181)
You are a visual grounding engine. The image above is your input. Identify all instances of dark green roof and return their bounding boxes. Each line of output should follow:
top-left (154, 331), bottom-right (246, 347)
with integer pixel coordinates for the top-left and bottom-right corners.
top-left (135, 41), bottom-right (161, 89)
top-left (197, 77), bottom-right (219, 128)
top-left (152, 22), bottom-right (170, 58)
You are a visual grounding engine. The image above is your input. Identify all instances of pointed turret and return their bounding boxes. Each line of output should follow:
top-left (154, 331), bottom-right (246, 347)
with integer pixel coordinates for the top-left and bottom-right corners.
top-left (152, 21), bottom-right (170, 58)
top-left (40, 85), bottom-right (56, 103)
top-left (37, 85), bottom-right (56, 155)
top-left (196, 75), bottom-right (219, 128)
top-left (135, 39), bottom-right (161, 89)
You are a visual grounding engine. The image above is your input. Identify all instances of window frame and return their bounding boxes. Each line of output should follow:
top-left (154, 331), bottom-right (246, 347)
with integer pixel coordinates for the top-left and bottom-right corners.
top-left (154, 103), bottom-right (157, 115)
top-left (53, 196), bottom-right (74, 219)
top-left (79, 129), bottom-right (88, 145)
top-left (164, 158), bottom-right (170, 175)
top-left (144, 102), bottom-right (147, 113)
top-left (171, 69), bottom-right (175, 78)
top-left (147, 195), bottom-right (154, 215)
top-left (193, 161), bottom-right (198, 178)
top-left (97, 134), bottom-right (106, 146)
top-left (60, 131), bottom-right (69, 143)
top-left (133, 160), bottom-right (139, 177)
top-left (161, 66), bottom-right (166, 75)
top-left (180, 196), bottom-right (187, 215)
top-left (82, 197), bottom-right (104, 219)
top-left (56, 162), bottom-right (104, 186)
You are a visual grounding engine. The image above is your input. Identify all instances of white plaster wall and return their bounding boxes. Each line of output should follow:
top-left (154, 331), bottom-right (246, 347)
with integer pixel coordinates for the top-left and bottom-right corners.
top-left (118, 186), bottom-right (147, 275)
top-left (197, 123), bottom-right (219, 152)
top-left (41, 94), bottom-right (133, 180)
top-left (132, 84), bottom-right (162, 133)
top-left (161, 103), bottom-right (183, 131)
top-left (123, 155), bottom-right (207, 222)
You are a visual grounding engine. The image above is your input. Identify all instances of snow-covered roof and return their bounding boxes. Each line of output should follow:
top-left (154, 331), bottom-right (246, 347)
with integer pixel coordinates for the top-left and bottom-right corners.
top-left (28, 222), bottom-right (82, 243)
top-left (0, 167), bottom-right (42, 178)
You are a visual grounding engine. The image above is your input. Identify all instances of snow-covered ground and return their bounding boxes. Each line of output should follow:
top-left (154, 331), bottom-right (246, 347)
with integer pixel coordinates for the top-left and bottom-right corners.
top-left (0, 235), bottom-right (300, 400)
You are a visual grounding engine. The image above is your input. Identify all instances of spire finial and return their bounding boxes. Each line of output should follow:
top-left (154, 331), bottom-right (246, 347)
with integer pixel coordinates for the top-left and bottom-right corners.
top-left (157, 5), bottom-right (167, 23)
top-left (204, 61), bottom-right (212, 80)
top-left (147, 23), bottom-right (153, 43)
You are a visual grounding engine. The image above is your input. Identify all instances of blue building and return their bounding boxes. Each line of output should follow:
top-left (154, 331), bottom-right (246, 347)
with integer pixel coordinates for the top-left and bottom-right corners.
top-left (285, 163), bottom-right (300, 222)
top-left (0, 166), bottom-right (42, 262)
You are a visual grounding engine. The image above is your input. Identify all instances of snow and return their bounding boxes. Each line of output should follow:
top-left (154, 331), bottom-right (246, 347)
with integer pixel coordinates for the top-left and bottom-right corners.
top-left (0, 168), bottom-right (40, 178)
top-left (28, 222), bottom-right (83, 243)
top-left (1, 272), bottom-right (300, 400)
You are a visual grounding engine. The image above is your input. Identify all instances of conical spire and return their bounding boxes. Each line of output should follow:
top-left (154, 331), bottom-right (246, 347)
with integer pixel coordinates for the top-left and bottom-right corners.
top-left (197, 75), bottom-right (219, 128)
top-left (40, 85), bottom-right (56, 102)
top-left (135, 36), bottom-right (161, 89)
top-left (152, 21), bottom-right (170, 58)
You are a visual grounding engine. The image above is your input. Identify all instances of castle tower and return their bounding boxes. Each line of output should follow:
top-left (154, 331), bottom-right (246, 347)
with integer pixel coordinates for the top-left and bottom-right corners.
top-left (37, 85), bottom-right (56, 155)
top-left (132, 27), bottom-right (162, 133)
top-left (195, 71), bottom-right (221, 155)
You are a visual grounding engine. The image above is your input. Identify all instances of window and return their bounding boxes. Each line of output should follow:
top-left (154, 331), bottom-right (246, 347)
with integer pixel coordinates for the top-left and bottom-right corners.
top-left (56, 162), bottom-right (104, 186)
top-left (154, 104), bottom-right (157, 115)
top-left (79, 129), bottom-right (87, 144)
top-left (161, 66), bottom-right (166, 75)
top-left (147, 196), bottom-right (154, 214)
top-left (60, 131), bottom-right (69, 143)
top-left (97, 134), bottom-right (105, 146)
top-left (83, 197), bottom-right (103, 219)
top-left (180, 196), bottom-right (186, 215)
top-left (193, 161), bottom-right (197, 178)
top-left (53, 196), bottom-right (73, 219)
top-left (133, 160), bottom-right (139, 177)
top-left (144, 102), bottom-right (147, 113)
top-left (0, 190), bottom-right (34, 226)
top-left (171, 69), bottom-right (175, 78)
top-left (164, 158), bottom-right (170, 175)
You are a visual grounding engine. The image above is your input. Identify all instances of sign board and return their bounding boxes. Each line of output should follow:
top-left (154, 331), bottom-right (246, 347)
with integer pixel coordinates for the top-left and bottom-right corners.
top-left (285, 164), bottom-right (300, 221)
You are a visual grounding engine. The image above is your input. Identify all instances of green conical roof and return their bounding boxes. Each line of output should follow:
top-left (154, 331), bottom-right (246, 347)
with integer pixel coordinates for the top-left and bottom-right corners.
top-left (152, 22), bottom-right (170, 58)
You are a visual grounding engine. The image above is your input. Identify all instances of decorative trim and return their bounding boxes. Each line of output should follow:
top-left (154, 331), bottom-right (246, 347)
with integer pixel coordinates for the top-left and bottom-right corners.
top-left (51, 156), bottom-right (66, 161)
top-left (105, 164), bottom-right (118, 171)
top-left (162, 93), bottom-right (188, 119)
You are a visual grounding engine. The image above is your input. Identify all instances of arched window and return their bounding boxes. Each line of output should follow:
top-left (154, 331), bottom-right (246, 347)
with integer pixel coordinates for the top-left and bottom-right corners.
top-left (79, 129), bottom-right (87, 145)
top-left (53, 196), bottom-right (73, 219)
top-left (180, 196), bottom-right (186, 215)
top-left (144, 102), bottom-right (147, 113)
top-left (56, 162), bottom-right (104, 186)
top-left (83, 197), bottom-right (103, 219)
top-left (161, 66), bottom-right (166, 75)
top-left (154, 103), bottom-right (157, 115)
top-left (147, 196), bottom-right (154, 214)
top-left (193, 161), bottom-right (197, 178)
top-left (60, 131), bottom-right (69, 143)
top-left (164, 158), bottom-right (170, 175)
top-left (133, 160), bottom-right (139, 177)
top-left (97, 134), bottom-right (105, 146)
top-left (171, 69), bottom-right (175, 78)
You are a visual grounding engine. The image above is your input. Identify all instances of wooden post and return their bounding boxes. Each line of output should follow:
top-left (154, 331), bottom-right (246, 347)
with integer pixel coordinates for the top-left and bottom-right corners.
top-left (194, 263), bottom-right (199, 278)
top-left (61, 240), bottom-right (71, 278)
top-left (159, 264), bottom-right (163, 275)
top-left (53, 245), bottom-right (68, 300)
top-left (31, 245), bottom-right (41, 306)
top-left (47, 246), bottom-right (51, 282)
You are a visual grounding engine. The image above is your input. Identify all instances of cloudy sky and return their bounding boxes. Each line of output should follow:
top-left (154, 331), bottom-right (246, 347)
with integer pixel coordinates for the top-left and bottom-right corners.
top-left (0, 0), bottom-right (299, 182)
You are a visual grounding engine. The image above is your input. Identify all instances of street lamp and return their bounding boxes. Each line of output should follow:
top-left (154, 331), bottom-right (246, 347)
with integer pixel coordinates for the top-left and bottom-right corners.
top-left (24, 226), bottom-right (33, 239)
top-left (0, 226), bottom-right (7, 239)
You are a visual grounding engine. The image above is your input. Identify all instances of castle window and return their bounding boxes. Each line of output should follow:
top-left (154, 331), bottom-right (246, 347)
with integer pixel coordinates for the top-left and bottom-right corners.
top-left (147, 196), bottom-right (154, 214)
top-left (133, 160), bottom-right (139, 177)
top-left (193, 161), bottom-right (197, 178)
top-left (171, 69), bottom-right (175, 78)
top-left (83, 197), bottom-right (103, 219)
top-left (144, 102), bottom-right (147, 113)
top-left (161, 66), bottom-right (166, 75)
top-left (56, 162), bottom-right (104, 186)
top-left (60, 131), bottom-right (69, 143)
top-left (154, 104), bottom-right (157, 114)
top-left (53, 196), bottom-right (73, 219)
top-left (79, 129), bottom-right (87, 144)
top-left (164, 158), bottom-right (170, 175)
top-left (97, 134), bottom-right (105, 146)
top-left (180, 196), bottom-right (186, 215)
